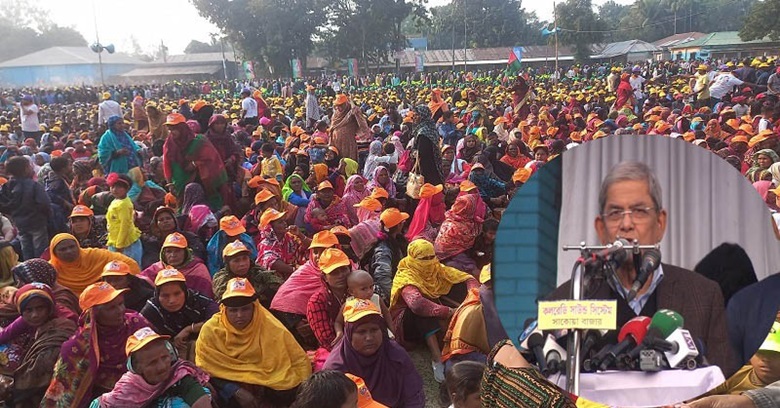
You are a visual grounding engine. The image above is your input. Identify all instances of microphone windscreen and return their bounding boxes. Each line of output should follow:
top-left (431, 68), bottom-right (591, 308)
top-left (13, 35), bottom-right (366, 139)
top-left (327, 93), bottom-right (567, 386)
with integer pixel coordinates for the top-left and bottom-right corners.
top-left (617, 316), bottom-right (651, 344)
top-left (528, 332), bottom-right (545, 348)
top-left (648, 309), bottom-right (684, 338)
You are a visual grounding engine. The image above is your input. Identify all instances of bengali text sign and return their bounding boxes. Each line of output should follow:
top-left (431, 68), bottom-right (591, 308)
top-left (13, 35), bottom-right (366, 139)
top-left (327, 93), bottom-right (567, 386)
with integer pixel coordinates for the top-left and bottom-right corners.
top-left (537, 300), bottom-right (617, 331)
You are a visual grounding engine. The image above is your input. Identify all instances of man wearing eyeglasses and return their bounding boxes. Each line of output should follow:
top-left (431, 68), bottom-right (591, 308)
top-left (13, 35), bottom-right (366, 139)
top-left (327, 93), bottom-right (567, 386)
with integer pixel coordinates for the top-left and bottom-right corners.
top-left (547, 161), bottom-right (738, 378)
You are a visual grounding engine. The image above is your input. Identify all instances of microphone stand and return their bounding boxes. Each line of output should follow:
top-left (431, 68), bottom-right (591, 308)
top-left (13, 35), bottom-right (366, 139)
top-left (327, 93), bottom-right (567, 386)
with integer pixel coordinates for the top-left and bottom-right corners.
top-left (560, 241), bottom-right (659, 395)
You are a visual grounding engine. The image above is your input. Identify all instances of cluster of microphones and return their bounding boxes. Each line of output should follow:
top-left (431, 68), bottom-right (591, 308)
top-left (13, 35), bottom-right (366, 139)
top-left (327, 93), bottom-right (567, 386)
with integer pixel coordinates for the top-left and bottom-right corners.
top-left (519, 309), bottom-right (707, 376)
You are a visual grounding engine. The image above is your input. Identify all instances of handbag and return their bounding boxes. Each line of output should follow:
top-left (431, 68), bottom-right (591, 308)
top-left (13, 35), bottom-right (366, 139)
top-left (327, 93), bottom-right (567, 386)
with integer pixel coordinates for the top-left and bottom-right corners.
top-left (405, 152), bottom-right (424, 199)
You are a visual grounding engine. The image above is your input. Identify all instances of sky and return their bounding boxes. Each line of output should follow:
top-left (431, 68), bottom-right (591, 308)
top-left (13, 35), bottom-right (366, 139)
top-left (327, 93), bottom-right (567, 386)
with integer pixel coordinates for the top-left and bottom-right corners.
top-left (36, 0), bottom-right (634, 56)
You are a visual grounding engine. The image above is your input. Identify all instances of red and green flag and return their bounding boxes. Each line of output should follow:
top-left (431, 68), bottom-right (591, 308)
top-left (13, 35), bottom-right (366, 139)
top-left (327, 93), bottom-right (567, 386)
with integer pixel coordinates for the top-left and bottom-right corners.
top-left (507, 47), bottom-right (523, 76)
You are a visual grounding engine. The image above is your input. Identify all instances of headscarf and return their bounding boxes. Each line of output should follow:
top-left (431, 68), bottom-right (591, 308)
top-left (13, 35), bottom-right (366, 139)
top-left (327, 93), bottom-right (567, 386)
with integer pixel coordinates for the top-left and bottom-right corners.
top-left (405, 189), bottom-right (445, 241)
top-left (753, 180), bottom-right (773, 202)
top-left (390, 239), bottom-right (473, 308)
top-left (363, 140), bottom-right (384, 179)
top-left (161, 122), bottom-right (197, 182)
top-left (341, 175), bottom-right (369, 215)
top-left (434, 194), bottom-right (483, 260)
top-left (94, 360), bottom-right (210, 407)
top-left (282, 174), bottom-right (312, 202)
top-left (313, 163), bottom-right (329, 183)
top-left (459, 134), bottom-right (482, 163)
top-left (205, 114), bottom-right (241, 166)
top-left (180, 182), bottom-right (207, 215)
top-left (13, 258), bottom-right (57, 286)
top-left (323, 313), bottom-right (422, 407)
top-left (195, 301), bottom-right (311, 390)
top-left (413, 104), bottom-right (445, 182)
top-left (366, 165), bottom-right (396, 198)
top-left (343, 158), bottom-right (359, 178)
top-left (48, 233), bottom-right (141, 295)
top-left (770, 162), bottom-right (780, 185)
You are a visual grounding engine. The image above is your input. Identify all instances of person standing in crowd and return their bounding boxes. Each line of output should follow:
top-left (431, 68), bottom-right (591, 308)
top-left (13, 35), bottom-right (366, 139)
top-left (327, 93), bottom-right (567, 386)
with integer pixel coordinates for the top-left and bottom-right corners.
top-left (98, 92), bottom-right (122, 126)
top-left (18, 95), bottom-right (40, 143)
top-left (240, 88), bottom-right (259, 126)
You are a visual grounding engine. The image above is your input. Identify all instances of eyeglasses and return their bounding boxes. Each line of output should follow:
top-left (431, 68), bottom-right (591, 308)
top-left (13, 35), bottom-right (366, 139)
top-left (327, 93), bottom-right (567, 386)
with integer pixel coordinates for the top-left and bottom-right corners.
top-left (601, 207), bottom-right (657, 224)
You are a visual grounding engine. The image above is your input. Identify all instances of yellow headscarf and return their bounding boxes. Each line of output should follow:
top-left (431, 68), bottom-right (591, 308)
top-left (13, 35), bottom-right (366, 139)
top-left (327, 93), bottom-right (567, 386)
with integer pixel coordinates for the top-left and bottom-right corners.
top-left (343, 158), bottom-right (358, 178)
top-left (48, 233), bottom-right (141, 296)
top-left (390, 239), bottom-right (473, 309)
top-left (195, 301), bottom-right (311, 390)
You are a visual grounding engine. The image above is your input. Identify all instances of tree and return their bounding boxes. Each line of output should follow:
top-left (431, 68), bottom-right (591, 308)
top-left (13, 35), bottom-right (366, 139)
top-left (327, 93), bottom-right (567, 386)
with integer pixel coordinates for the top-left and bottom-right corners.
top-left (598, 1), bottom-right (630, 42)
top-left (0, 0), bottom-right (86, 62)
top-left (555, 0), bottom-right (604, 62)
top-left (184, 39), bottom-right (221, 54)
top-left (190, 0), bottom-right (327, 76)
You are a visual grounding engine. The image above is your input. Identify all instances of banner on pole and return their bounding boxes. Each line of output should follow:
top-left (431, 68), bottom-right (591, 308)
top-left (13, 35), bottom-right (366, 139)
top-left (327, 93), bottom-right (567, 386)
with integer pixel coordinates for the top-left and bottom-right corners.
top-left (291, 58), bottom-right (303, 79)
top-left (507, 47), bottom-right (523, 76)
top-left (243, 61), bottom-right (256, 80)
top-left (347, 58), bottom-right (359, 77)
top-left (415, 52), bottom-right (424, 72)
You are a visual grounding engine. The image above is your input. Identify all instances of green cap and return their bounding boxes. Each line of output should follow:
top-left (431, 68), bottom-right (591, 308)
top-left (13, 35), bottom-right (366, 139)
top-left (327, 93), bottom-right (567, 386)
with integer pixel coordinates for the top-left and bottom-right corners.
top-left (759, 322), bottom-right (780, 353)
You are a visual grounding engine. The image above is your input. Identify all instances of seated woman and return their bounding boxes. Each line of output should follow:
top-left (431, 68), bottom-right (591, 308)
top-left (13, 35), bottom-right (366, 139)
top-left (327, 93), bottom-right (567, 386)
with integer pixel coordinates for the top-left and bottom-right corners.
top-left (441, 145), bottom-right (470, 187)
top-left (256, 208), bottom-right (310, 279)
top-left (213, 241), bottom-right (281, 309)
top-left (10, 259), bottom-right (81, 320)
top-left (304, 181), bottom-right (351, 233)
top-left (282, 174), bottom-right (313, 229)
top-left (270, 231), bottom-right (339, 348)
top-left (196, 278), bottom-right (311, 408)
top-left (468, 163), bottom-right (508, 209)
top-left (141, 232), bottom-right (214, 299)
top-left (365, 166), bottom-right (396, 200)
top-left (67, 205), bottom-right (107, 250)
top-left (405, 183), bottom-right (446, 243)
top-left (434, 194), bottom-right (485, 277)
top-left (307, 248), bottom-right (352, 352)
top-left (206, 215), bottom-right (257, 276)
top-left (324, 298), bottom-right (425, 407)
top-left (390, 239), bottom-right (478, 383)
top-left (1, 283), bottom-right (77, 407)
top-left (89, 326), bottom-right (213, 408)
top-left (101, 260), bottom-right (154, 312)
top-left (49, 233), bottom-right (141, 296)
top-left (362, 208), bottom-right (409, 305)
top-left (241, 189), bottom-right (282, 243)
top-left (348, 197), bottom-right (384, 262)
top-left (141, 206), bottom-right (206, 270)
top-left (340, 175), bottom-right (369, 227)
top-left (141, 269), bottom-right (218, 362)
top-left (41, 281), bottom-right (150, 408)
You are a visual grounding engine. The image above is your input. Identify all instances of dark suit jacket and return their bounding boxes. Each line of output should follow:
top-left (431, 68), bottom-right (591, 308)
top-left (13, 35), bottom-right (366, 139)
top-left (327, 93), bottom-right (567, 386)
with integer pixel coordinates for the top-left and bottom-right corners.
top-left (547, 263), bottom-right (738, 378)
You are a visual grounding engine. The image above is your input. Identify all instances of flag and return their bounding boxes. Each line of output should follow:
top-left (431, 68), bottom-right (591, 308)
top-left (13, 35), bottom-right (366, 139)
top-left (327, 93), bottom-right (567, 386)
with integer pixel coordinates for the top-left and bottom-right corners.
top-left (507, 47), bottom-right (523, 76)
top-left (541, 23), bottom-right (560, 38)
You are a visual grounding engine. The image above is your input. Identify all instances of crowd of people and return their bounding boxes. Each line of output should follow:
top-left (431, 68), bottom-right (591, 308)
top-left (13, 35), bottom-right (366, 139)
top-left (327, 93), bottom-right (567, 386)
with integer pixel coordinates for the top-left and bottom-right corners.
top-left (0, 56), bottom-right (777, 408)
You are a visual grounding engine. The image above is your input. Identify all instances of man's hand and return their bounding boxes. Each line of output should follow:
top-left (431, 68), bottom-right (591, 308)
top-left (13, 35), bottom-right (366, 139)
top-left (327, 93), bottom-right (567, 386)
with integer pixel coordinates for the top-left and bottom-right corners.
top-left (664, 395), bottom-right (754, 408)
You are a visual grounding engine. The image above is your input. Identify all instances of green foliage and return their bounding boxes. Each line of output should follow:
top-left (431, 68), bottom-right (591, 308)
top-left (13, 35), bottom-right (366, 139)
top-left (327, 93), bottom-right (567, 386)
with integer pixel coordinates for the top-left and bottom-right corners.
top-left (740, 0), bottom-right (780, 41)
top-left (555, 0), bottom-right (604, 62)
top-left (184, 40), bottom-right (222, 54)
top-left (0, 0), bottom-right (86, 62)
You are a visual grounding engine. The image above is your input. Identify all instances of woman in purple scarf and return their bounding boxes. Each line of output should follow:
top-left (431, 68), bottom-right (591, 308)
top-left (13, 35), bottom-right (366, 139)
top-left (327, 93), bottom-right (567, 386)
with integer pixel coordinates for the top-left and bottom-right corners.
top-left (323, 298), bottom-right (425, 408)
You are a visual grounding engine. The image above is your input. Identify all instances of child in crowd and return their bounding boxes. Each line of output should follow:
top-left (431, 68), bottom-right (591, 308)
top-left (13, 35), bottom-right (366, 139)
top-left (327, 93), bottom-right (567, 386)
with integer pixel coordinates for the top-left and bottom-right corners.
top-left (333, 269), bottom-right (394, 346)
top-left (312, 121), bottom-right (329, 144)
top-left (105, 172), bottom-right (142, 267)
top-left (0, 156), bottom-right (50, 260)
top-left (309, 137), bottom-right (328, 164)
top-left (310, 208), bottom-right (332, 230)
top-left (440, 361), bottom-right (485, 408)
top-left (260, 142), bottom-right (283, 182)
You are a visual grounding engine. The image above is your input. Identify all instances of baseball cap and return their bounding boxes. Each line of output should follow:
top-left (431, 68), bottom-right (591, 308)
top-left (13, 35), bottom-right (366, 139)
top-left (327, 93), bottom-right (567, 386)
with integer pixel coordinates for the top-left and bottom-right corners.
top-left (219, 215), bottom-right (246, 236)
top-left (222, 240), bottom-right (251, 258)
top-left (154, 268), bottom-right (187, 286)
top-left (317, 181), bottom-right (334, 191)
top-left (419, 183), bottom-right (443, 199)
top-left (749, 131), bottom-right (774, 148)
top-left (730, 135), bottom-right (749, 145)
top-left (79, 281), bottom-right (128, 311)
top-left (369, 187), bottom-right (389, 200)
top-left (221, 277), bottom-right (257, 303)
top-left (101, 260), bottom-right (133, 277)
top-left (759, 322), bottom-right (780, 353)
top-left (126, 327), bottom-right (171, 356)
top-left (353, 197), bottom-right (383, 212)
top-left (69, 205), bottom-right (94, 218)
top-left (164, 113), bottom-right (186, 126)
top-left (254, 189), bottom-right (276, 205)
top-left (345, 374), bottom-right (388, 407)
top-left (380, 208), bottom-right (409, 229)
top-left (330, 225), bottom-right (351, 238)
top-left (259, 208), bottom-right (286, 228)
top-left (162, 232), bottom-right (188, 249)
top-left (317, 248), bottom-right (352, 274)
top-left (310, 230), bottom-right (339, 249)
top-left (460, 180), bottom-right (478, 192)
top-left (342, 298), bottom-right (381, 323)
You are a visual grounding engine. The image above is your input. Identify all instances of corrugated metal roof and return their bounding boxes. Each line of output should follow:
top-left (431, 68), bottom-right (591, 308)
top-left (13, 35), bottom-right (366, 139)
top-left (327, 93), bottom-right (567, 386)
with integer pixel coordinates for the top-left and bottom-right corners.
top-left (669, 31), bottom-right (779, 49)
top-left (162, 52), bottom-right (237, 64)
top-left (120, 65), bottom-right (222, 77)
top-left (653, 32), bottom-right (706, 48)
top-left (0, 46), bottom-right (144, 68)
top-left (592, 40), bottom-right (660, 59)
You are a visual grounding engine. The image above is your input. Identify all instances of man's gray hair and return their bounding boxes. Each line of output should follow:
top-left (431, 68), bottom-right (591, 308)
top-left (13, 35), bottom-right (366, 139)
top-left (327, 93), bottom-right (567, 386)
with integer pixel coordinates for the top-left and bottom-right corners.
top-left (598, 161), bottom-right (663, 213)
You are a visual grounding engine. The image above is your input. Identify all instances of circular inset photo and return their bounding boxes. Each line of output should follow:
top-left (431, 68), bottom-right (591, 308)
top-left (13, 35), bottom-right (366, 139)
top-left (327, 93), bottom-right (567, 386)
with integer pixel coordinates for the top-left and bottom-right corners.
top-left (493, 136), bottom-right (780, 407)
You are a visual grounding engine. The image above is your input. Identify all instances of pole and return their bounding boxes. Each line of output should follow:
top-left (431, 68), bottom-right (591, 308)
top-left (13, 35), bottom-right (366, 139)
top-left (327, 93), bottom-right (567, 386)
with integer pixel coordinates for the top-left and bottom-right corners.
top-left (221, 37), bottom-right (228, 81)
top-left (463, 2), bottom-right (467, 72)
top-left (91, 0), bottom-right (104, 86)
top-left (451, 5), bottom-right (455, 72)
top-left (553, 1), bottom-right (559, 84)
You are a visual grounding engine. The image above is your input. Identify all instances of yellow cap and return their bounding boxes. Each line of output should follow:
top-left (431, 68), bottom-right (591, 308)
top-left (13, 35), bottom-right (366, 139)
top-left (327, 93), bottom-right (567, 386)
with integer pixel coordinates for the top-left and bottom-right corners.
top-left (162, 232), bottom-right (188, 249)
top-left (154, 268), bottom-right (187, 286)
top-left (125, 327), bottom-right (170, 356)
top-left (343, 298), bottom-right (381, 323)
top-left (221, 277), bottom-right (257, 302)
top-left (222, 240), bottom-right (251, 258)
top-left (101, 260), bottom-right (133, 277)
top-left (317, 248), bottom-right (351, 274)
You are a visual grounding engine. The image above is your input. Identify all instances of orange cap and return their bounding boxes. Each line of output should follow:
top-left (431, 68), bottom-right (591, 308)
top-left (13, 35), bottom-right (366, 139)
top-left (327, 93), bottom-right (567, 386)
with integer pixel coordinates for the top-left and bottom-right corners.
top-left (219, 215), bottom-right (246, 236)
top-left (330, 225), bottom-right (351, 237)
top-left (222, 240), bottom-right (251, 258)
top-left (731, 135), bottom-right (749, 145)
top-left (419, 183), bottom-right (443, 199)
top-left (380, 208), bottom-right (409, 229)
top-left (310, 230), bottom-right (339, 249)
top-left (165, 113), bottom-right (186, 126)
top-left (317, 248), bottom-right (352, 274)
top-left (154, 268), bottom-right (187, 286)
top-left (126, 327), bottom-right (171, 356)
top-left (370, 187), bottom-right (389, 199)
top-left (739, 124), bottom-right (755, 136)
top-left (0, 177), bottom-right (7, 186)
top-left (354, 197), bottom-right (383, 211)
top-left (683, 131), bottom-right (695, 142)
top-left (334, 94), bottom-right (349, 106)
top-left (260, 208), bottom-right (286, 228)
top-left (593, 130), bottom-right (608, 139)
top-left (162, 232), bottom-right (188, 249)
top-left (345, 373), bottom-right (388, 407)
top-left (342, 298), bottom-right (381, 323)
top-left (101, 260), bottom-right (133, 277)
top-left (192, 100), bottom-right (206, 112)
top-left (460, 180), bottom-right (478, 192)
top-left (69, 204), bottom-right (94, 218)
top-left (79, 281), bottom-right (128, 311)
top-left (50, 150), bottom-right (63, 158)
top-left (512, 168), bottom-right (531, 184)
top-left (221, 277), bottom-right (256, 302)
top-left (749, 132), bottom-right (773, 148)
top-left (254, 189), bottom-right (276, 205)
top-left (317, 181), bottom-right (334, 191)
top-left (726, 118), bottom-right (741, 129)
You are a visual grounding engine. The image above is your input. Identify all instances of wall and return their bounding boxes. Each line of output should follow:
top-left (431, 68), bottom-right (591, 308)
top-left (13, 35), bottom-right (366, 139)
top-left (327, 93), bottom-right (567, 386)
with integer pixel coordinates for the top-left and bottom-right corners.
top-left (494, 158), bottom-right (562, 343)
top-left (0, 63), bottom-right (137, 87)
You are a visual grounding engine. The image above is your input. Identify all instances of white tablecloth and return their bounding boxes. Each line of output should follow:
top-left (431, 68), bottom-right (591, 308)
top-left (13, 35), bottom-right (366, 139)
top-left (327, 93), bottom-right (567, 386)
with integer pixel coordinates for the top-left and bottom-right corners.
top-left (550, 367), bottom-right (726, 407)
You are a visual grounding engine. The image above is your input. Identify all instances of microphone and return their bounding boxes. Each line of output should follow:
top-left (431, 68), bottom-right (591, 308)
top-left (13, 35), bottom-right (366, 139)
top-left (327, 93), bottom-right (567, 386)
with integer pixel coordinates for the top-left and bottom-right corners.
top-left (528, 333), bottom-right (549, 375)
top-left (598, 316), bottom-right (651, 371)
top-left (543, 334), bottom-right (568, 375)
top-left (580, 329), bottom-right (608, 363)
top-left (663, 327), bottom-right (699, 369)
top-left (621, 309), bottom-right (684, 370)
top-left (583, 238), bottom-right (630, 270)
top-left (627, 248), bottom-right (662, 302)
top-left (583, 344), bottom-right (612, 372)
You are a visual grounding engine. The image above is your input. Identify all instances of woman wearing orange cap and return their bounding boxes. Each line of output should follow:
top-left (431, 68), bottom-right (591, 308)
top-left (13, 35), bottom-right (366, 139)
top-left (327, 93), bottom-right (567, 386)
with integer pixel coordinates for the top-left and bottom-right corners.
top-left (330, 94), bottom-right (370, 162)
top-left (256, 209), bottom-right (310, 279)
top-left (140, 206), bottom-right (206, 269)
top-left (41, 282), bottom-right (150, 408)
top-left (405, 183), bottom-right (446, 243)
top-left (162, 113), bottom-right (232, 212)
top-left (206, 215), bottom-right (257, 276)
top-left (304, 180), bottom-right (351, 233)
top-left (213, 240), bottom-right (282, 308)
top-left (101, 260), bottom-right (154, 313)
top-left (141, 231), bottom-right (214, 298)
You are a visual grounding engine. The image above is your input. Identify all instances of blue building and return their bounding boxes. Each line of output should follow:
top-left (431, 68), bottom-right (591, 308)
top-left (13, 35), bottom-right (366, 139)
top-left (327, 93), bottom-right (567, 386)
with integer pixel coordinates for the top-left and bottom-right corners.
top-left (0, 46), bottom-right (143, 87)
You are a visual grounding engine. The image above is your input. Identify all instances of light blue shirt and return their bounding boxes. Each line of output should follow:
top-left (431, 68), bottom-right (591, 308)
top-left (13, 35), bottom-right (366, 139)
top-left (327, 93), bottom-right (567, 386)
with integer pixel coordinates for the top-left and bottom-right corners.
top-left (613, 264), bottom-right (665, 315)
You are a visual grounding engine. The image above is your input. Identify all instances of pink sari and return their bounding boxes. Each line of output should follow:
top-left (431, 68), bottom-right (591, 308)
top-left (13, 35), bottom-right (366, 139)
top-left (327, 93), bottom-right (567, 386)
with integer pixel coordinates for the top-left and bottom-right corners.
top-left (270, 259), bottom-right (325, 316)
top-left (341, 175), bottom-right (369, 226)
